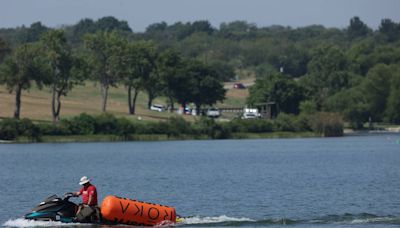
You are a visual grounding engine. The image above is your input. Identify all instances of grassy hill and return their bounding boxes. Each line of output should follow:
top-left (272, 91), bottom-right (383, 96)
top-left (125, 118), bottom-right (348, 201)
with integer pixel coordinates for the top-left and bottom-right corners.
top-left (0, 79), bottom-right (251, 122)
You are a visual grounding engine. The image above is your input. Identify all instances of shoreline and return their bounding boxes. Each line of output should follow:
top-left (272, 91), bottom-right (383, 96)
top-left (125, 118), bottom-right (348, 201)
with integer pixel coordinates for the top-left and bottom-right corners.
top-left (1, 129), bottom-right (398, 144)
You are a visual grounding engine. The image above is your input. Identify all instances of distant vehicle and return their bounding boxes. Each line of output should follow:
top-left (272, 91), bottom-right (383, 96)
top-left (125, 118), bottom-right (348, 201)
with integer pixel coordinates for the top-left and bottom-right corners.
top-left (206, 108), bottom-right (220, 118)
top-left (242, 108), bottom-right (261, 119)
top-left (233, 83), bottom-right (246, 89)
top-left (150, 104), bottom-right (165, 112)
top-left (184, 107), bottom-right (192, 115)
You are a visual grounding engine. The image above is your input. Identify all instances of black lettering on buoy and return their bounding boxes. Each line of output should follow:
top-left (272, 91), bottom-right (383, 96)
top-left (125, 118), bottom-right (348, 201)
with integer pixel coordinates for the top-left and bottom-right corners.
top-left (148, 207), bottom-right (160, 220)
top-left (163, 209), bottom-right (169, 220)
top-left (119, 201), bottom-right (130, 214)
top-left (133, 204), bottom-right (143, 216)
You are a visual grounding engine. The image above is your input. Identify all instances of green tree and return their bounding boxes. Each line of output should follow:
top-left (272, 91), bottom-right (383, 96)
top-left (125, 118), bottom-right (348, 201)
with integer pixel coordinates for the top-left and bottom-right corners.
top-left (138, 45), bottom-right (159, 109)
top-left (347, 16), bottom-right (371, 40)
top-left (40, 30), bottom-right (85, 122)
top-left (0, 38), bottom-right (10, 63)
top-left (378, 18), bottom-right (400, 42)
top-left (248, 72), bottom-right (305, 114)
top-left (116, 40), bottom-right (156, 114)
top-left (302, 45), bottom-right (351, 108)
top-left (183, 60), bottom-right (226, 113)
top-left (96, 16), bottom-right (132, 32)
top-left (84, 31), bottom-right (125, 112)
top-left (0, 43), bottom-right (48, 119)
top-left (324, 88), bottom-right (369, 129)
top-left (384, 66), bottom-right (400, 123)
top-left (363, 64), bottom-right (392, 121)
top-left (156, 49), bottom-right (184, 112)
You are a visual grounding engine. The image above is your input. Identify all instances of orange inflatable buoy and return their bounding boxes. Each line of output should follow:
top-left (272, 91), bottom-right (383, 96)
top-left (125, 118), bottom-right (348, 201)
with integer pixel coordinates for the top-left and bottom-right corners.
top-left (101, 195), bottom-right (177, 226)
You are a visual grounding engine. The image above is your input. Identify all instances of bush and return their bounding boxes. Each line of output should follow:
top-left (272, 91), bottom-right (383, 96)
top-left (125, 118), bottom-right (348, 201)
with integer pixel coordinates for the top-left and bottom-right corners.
top-left (0, 118), bottom-right (19, 140)
top-left (116, 118), bottom-right (135, 139)
top-left (19, 118), bottom-right (41, 141)
top-left (273, 113), bottom-right (299, 132)
top-left (94, 113), bottom-right (118, 134)
top-left (310, 112), bottom-right (344, 137)
top-left (0, 118), bottom-right (41, 141)
top-left (71, 113), bottom-right (96, 135)
top-left (166, 117), bottom-right (192, 137)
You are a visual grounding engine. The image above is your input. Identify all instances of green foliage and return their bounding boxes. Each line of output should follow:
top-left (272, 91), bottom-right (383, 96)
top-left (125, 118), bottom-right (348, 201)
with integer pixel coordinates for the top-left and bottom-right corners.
top-left (362, 64), bottom-right (393, 121)
top-left (1, 16), bottom-right (400, 126)
top-left (384, 67), bottom-right (400, 123)
top-left (0, 118), bottom-right (19, 140)
top-left (181, 60), bottom-right (226, 112)
top-left (165, 116), bottom-right (193, 137)
top-left (273, 113), bottom-right (300, 132)
top-left (230, 118), bottom-right (274, 133)
top-left (248, 72), bottom-right (305, 114)
top-left (0, 118), bottom-right (41, 141)
top-left (310, 112), bottom-right (344, 137)
top-left (324, 88), bottom-right (369, 129)
top-left (347, 16), bottom-right (372, 40)
top-left (378, 18), bottom-right (400, 42)
top-left (0, 42), bottom-right (49, 118)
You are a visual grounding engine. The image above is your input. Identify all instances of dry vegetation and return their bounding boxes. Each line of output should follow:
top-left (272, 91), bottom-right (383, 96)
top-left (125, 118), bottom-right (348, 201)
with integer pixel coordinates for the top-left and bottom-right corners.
top-left (0, 78), bottom-right (253, 122)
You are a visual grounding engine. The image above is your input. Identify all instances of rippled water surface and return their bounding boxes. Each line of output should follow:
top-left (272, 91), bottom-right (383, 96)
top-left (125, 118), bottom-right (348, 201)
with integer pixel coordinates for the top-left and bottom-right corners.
top-left (1, 133), bottom-right (400, 227)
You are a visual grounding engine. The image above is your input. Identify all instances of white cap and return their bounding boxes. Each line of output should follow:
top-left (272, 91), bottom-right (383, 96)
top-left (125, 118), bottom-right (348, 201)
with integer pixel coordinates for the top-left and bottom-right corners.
top-left (79, 176), bottom-right (90, 185)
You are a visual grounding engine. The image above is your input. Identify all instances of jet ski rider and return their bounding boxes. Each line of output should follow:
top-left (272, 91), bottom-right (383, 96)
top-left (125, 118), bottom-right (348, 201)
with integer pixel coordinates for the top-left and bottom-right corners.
top-left (73, 176), bottom-right (98, 219)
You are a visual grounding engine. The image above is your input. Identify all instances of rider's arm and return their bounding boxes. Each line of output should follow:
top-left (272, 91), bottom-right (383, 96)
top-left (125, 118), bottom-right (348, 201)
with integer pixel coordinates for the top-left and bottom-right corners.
top-left (74, 188), bottom-right (82, 197)
top-left (87, 194), bottom-right (93, 205)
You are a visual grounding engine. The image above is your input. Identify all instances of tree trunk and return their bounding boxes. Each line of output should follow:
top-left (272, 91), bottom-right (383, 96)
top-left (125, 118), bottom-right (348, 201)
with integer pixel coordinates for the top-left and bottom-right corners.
top-left (147, 93), bottom-right (154, 109)
top-left (128, 85), bottom-right (139, 115)
top-left (14, 84), bottom-right (22, 119)
top-left (196, 104), bottom-right (201, 116)
top-left (101, 83), bottom-right (109, 112)
top-left (168, 96), bottom-right (174, 113)
top-left (52, 87), bottom-right (62, 123)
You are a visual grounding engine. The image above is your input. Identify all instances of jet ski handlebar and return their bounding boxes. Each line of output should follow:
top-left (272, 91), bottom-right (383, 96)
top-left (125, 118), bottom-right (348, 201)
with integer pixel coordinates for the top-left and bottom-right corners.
top-left (63, 192), bottom-right (75, 200)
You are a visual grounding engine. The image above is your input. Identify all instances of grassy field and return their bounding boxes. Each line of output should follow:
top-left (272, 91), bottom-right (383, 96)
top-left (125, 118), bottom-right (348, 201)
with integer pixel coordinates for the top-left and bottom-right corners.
top-left (0, 79), bottom-right (251, 122)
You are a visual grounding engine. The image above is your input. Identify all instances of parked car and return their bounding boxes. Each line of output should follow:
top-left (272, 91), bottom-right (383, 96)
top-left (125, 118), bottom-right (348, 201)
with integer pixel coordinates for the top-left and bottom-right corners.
top-left (242, 108), bottom-right (261, 119)
top-left (150, 104), bottom-right (165, 112)
top-left (233, 83), bottom-right (246, 89)
top-left (206, 108), bottom-right (220, 118)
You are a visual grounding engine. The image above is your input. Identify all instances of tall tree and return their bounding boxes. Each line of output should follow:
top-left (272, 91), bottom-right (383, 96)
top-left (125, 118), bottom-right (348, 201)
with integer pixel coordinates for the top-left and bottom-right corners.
top-left (0, 43), bottom-right (48, 119)
top-left (378, 18), bottom-right (400, 42)
top-left (183, 60), bottom-right (226, 114)
top-left (0, 38), bottom-right (11, 63)
top-left (248, 72), bottom-right (305, 114)
top-left (40, 30), bottom-right (84, 122)
top-left (347, 16), bottom-right (371, 40)
top-left (84, 31), bottom-right (124, 112)
top-left (115, 40), bottom-right (155, 114)
top-left (156, 49), bottom-right (184, 112)
top-left (137, 45), bottom-right (159, 109)
top-left (363, 64), bottom-right (392, 121)
top-left (301, 45), bottom-right (350, 108)
top-left (384, 67), bottom-right (400, 123)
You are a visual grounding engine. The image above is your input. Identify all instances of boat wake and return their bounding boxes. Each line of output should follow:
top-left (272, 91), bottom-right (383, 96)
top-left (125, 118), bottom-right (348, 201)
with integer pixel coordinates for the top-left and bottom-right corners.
top-left (3, 213), bottom-right (400, 227)
top-left (178, 213), bottom-right (400, 226)
top-left (3, 218), bottom-right (87, 227)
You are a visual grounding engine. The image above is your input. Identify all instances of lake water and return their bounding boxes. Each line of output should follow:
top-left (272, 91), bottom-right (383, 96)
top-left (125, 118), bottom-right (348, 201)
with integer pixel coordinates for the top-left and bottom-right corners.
top-left (1, 133), bottom-right (400, 227)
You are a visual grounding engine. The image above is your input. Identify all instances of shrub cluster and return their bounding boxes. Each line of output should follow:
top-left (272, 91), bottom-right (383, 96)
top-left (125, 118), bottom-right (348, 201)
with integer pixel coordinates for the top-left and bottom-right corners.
top-left (0, 112), bottom-right (343, 141)
top-left (0, 118), bottom-right (41, 141)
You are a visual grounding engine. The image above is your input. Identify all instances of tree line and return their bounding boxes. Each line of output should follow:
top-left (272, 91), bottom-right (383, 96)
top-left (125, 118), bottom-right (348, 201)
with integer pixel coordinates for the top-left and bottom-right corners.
top-left (1, 16), bottom-right (400, 127)
top-left (0, 24), bottom-right (227, 122)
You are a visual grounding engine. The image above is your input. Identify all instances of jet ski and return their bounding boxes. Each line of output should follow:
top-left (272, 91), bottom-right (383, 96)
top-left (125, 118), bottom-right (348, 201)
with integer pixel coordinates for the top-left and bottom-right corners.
top-left (24, 192), bottom-right (100, 223)
top-left (25, 193), bottom-right (182, 225)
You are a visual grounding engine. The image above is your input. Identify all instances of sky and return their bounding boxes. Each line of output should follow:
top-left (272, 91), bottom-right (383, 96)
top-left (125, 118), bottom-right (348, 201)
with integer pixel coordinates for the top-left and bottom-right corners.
top-left (1, 0), bottom-right (400, 32)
